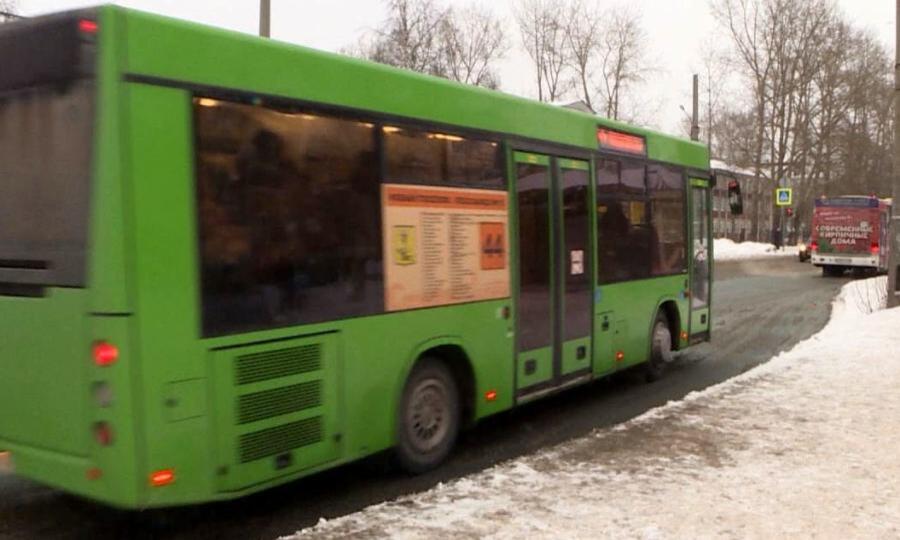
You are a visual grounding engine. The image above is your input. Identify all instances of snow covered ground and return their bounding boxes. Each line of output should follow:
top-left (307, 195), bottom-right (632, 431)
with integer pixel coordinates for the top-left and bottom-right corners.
top-left (285, 277), bottom-right (899, 539)
top-left (714, 238), bottom-right (799, 261)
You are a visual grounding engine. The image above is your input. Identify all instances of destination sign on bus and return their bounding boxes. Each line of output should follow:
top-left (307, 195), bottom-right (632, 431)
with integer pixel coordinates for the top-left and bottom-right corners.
top-left (596, 127), bottom-right (646, 155)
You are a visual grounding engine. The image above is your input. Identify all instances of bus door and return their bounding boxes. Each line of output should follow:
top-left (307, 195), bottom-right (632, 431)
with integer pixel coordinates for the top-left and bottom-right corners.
top-left (513, 152), bottom-right (593, 399)
top-left (689, 178), bottom-right (711, 337)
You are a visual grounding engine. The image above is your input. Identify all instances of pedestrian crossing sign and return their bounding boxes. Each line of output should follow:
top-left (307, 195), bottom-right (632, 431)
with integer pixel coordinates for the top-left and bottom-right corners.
top-left (775, 188), bottom-right (792, 206)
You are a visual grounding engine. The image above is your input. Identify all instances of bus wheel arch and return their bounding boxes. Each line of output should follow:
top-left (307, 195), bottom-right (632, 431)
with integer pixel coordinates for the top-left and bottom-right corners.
top-left (646, 301), bottom-right (679, 382)
top-left (657, 300), bottom-right (682, 350)
top-left (394, 342), bottom-right (475, 473)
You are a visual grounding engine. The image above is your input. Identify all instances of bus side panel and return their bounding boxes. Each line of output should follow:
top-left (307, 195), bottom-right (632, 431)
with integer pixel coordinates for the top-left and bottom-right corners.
top-left (126, 83), bottom-right (214, 506)
top-left (337, 299), bottom-right (513, 461)
top-left (594, 275), bottom-right (688, 370)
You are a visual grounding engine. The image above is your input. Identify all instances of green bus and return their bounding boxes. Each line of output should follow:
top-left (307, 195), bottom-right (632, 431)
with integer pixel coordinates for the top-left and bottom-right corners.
top-left (0, 6), bottom-right (713, 509)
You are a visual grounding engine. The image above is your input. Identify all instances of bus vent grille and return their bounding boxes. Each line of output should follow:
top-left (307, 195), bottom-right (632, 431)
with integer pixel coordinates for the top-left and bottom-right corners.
top-left (235, 344), bottom-right (321, 385)
top-left (238, 417), bottom-right (323, 463)
top-left (237, 381), bottom-right (322, 424)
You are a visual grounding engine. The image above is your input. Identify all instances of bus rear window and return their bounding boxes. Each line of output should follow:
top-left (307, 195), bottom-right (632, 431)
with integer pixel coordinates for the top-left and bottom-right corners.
top-left (0, 82), bottom-right (94, 287)
top-left (0, 11), bottom-right (97, 288)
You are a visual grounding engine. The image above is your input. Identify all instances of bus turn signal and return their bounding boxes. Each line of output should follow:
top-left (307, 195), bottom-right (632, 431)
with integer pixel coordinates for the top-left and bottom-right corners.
top-left (150, 469), bottom-right (176, 487)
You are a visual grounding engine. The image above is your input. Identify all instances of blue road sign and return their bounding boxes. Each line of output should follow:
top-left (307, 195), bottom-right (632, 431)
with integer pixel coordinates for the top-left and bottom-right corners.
top-left (776, 188), bottom-right (792, 206)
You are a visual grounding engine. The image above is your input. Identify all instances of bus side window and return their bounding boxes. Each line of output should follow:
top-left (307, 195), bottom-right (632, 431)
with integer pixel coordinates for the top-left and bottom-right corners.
top-left (596, 158), bottom-right (650, 283)
top-left (194, 98), bottom-right (383, 336)
top-left (648, 164), bottom-right (686, 276)
top-left (383, 126), bottom-right (504, 190)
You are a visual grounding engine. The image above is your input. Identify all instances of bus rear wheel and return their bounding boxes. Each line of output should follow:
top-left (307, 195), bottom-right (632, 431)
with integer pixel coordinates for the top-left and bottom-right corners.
top-left (395, 357), bottom-right (460, 474)
top-left (646, 312), bottom-right (673, 382)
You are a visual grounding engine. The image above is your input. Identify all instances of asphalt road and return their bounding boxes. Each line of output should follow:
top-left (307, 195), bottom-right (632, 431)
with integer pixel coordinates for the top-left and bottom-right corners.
top-left (0, 257), bottom-right (849, 540)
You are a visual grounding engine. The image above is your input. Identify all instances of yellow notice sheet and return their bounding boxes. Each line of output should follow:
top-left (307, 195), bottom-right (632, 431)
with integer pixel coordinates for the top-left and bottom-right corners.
top-left (382, 183), bottom-right (510, 311)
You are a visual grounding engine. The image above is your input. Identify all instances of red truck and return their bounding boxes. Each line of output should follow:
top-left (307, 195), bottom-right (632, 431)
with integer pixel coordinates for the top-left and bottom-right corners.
top-left (810, 195), bottom-right (892, 277)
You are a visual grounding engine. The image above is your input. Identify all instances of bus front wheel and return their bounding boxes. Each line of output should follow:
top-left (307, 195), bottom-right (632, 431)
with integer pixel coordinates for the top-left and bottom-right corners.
top-left (395, 357), bottom-right (461, 474)
top-left (646, 312), bottom-right (673, 382)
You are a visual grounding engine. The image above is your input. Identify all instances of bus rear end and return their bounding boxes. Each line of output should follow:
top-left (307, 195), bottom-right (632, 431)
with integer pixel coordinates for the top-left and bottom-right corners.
top-left (810, 196), bottom-right (885, 275)
top-left (0, 9), bottom-right (141, 507)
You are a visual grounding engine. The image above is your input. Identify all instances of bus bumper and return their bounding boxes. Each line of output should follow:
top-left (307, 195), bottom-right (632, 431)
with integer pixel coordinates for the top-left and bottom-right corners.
top-left (811, 254), bottom-right (878, 268)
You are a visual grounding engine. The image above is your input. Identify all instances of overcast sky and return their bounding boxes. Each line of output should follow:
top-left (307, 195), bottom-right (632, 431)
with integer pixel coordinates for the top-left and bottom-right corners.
top-left (17, 0), bottom-right (895, 135)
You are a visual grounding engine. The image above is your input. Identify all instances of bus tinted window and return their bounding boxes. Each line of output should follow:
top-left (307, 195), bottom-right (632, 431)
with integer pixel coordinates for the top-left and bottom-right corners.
top-left (194, 98), bottom-right (383, 336)
top-left (384, 126), bottom-right (504, 189)
top-left (648, 164), bottom-right (686, 275)
top-left (597, 158), bottom-right (645, 195)
top-left (0, 81), bottom-right (94, 287)
top-left (516, 162), bottom-right (552, 351)
top-left (596, 159), bottom-right (650, 283)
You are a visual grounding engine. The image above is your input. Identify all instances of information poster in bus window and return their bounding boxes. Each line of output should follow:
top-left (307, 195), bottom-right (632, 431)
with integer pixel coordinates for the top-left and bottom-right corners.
top-left (382, 184), bottom-right (510, 311)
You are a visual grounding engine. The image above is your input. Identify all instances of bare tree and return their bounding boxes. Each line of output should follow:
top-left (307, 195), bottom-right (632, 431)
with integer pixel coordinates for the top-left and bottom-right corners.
top-left (565, 0), bottom-right (602, 111)
top-left (711, 0), bottom-right (893, 234)
top-left (344, 0), bottom-right (506, 89)
top-left (440, 4), bottom-right (508, 89)
top-left (595, 6), bottom-right (649, 121)
top-left (1, 0), bottom-right (18, 22)
top-left (514, 0), bottom-right (570, 102)
top-left (355, 0), bottom-right (450, 77)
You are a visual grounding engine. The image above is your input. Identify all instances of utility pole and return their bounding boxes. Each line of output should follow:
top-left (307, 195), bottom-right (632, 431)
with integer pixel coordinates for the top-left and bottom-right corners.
top-left (889, 0), bottom-right (900, 307)
top-left (690, 74), bottom-right (700, 142)
top-left (259, 0), bottom-right (271, 38)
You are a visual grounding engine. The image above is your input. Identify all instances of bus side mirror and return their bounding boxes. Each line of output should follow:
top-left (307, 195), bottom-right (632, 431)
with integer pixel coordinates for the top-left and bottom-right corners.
top-left (728, 180), bottom-right (744, 215)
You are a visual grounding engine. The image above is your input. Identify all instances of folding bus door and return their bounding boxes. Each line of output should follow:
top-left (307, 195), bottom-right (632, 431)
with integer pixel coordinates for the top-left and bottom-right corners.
top-left (513, 152), bottom-right (593, 399)
top-left (689, 178), bottom-right (711, 337)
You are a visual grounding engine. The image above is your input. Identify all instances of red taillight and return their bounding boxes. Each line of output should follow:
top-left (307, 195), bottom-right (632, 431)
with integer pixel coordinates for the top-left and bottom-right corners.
top-left (484, 390), bottom-right (497, 402)
top-left (150, 469), bottom-right (176, 487)
top-left (93, 422), bottom-right (114, 446)
top-left (86, 467), bottom-right (103, 481)
top-left (78, 19), bottom-right (99, 34)
top-left (871, 243), bottom-right (880, 255)
top-left (92, 342), bottom-right (119, 367)
top-left (680, 331), bottom-right (689, 341)
top-left (810, 241), bottom-right (818, 252)
top-left (615, 351), bottom-right (625, 362)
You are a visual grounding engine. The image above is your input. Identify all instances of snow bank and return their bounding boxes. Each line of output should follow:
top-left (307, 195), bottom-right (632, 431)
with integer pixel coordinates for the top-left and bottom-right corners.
top-left (714, 238), bottom-right (799, 261)
top-left (285, 277), bottom-right (898, 540)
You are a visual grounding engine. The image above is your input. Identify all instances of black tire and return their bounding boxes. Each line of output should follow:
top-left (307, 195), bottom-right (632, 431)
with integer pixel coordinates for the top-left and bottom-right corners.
top-left (395, 357), bottom-right (460, 474)
top-left (645, 311), bottom-right (673, 383)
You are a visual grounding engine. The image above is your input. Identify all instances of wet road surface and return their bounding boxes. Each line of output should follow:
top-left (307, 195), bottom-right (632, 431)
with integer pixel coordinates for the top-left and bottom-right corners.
top-left (0, 257), bottom-right (849, 539)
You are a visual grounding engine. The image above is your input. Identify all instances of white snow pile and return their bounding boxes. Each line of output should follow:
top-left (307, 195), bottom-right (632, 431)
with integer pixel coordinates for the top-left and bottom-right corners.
top-left (714, 238), bottom-right (799, 261)
top-left (285, 277), bottom-right (899, 540)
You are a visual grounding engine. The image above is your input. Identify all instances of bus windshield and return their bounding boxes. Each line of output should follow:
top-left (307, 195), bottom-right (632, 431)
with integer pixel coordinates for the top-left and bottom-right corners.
top-left (0, 82), bottom-right (94, 287)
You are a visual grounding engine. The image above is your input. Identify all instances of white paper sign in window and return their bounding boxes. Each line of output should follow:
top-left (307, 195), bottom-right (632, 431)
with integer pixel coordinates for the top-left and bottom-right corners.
top-left (570, 249), bottom-right (584, 275)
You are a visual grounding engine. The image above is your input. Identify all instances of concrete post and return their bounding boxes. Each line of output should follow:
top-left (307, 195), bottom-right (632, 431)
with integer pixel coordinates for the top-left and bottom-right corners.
top-left (259, 0), bottom-right (271, 38)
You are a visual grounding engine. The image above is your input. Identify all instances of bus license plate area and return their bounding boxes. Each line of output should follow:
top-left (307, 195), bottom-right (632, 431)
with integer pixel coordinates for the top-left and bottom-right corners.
top-left (834, 258), bottom-right (851, 265)
top-left (0, 452), bottom-right (13, 474)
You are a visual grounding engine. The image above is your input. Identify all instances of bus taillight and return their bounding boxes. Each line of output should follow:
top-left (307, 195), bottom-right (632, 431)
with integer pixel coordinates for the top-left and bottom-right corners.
top-left (78, 19), bottom-right (98, 34)
top-left (93, 422), bottom-right (114, 446)
top-left (810, 241), bottom-right (818, 252)
top-left (871, 243), bottom-right (880, 256)
top-left (92, 342), bottom-right (119, 367)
